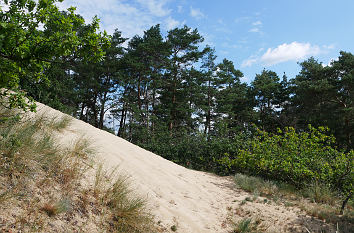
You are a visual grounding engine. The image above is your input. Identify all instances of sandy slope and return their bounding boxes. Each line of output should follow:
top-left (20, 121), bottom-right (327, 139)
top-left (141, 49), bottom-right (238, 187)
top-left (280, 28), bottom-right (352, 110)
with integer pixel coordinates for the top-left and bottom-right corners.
top-left (35, 103), bottom-right (334, 233)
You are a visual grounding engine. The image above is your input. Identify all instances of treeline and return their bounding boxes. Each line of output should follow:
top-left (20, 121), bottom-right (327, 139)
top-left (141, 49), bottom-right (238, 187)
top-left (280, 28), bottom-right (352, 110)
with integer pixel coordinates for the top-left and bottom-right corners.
top-left (19, 25), bottom-right (353, 151)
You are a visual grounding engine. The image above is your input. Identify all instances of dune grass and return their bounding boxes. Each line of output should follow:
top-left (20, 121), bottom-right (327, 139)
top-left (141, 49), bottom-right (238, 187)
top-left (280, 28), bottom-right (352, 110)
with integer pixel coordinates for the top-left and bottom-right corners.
top-left (234, 173), bottom-right (354, 232)
top-left (230, 216), bottom-right (269, 233)
top-left (0, 108), bottom-right (157, 232)
top-left (232, 218), bottom-right (255, 233)
top-left (92, 164), bottom-right (157, 232)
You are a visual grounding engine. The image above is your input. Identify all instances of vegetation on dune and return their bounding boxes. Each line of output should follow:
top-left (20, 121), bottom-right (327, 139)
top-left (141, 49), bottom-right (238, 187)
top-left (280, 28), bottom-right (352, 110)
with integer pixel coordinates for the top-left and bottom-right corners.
top-left (221, 126), bottom-right (353, 210)
top-left (0, 108), bottom-right (157, 232)
top-left (234, 173), bottom-right (354, 232)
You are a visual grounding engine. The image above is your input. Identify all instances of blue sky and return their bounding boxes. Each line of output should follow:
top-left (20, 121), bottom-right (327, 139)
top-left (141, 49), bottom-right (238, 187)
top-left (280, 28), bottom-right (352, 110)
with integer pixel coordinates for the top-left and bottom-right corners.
top-left (58, 0), bottom-right (354, 82)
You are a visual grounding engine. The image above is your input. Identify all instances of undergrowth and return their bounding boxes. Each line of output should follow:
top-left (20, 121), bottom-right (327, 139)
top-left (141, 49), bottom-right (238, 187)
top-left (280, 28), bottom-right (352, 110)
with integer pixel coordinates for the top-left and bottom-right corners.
top-left (221, 127), bottom-right (353, 214)
top-left (0, 108), bottom-right (157, 232)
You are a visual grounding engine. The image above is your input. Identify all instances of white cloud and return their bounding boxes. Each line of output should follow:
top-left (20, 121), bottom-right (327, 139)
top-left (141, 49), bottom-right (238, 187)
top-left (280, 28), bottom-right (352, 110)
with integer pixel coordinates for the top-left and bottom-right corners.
top-left (241, 42), bottom-right (333, 67)
top-left (261, 42), bottom-right (322, 66)
top-left (241, 57), bottom-right (258, 67)
top-left (165, 17), bottom-right (180, 30)
top-left (252, 20), bottom-right (262, 26)
top-left (57, 0), bottom-right (179, 38)
top-left (249, 28), bottom-right (260, 33)
top-left (323, 57), bottom-right (338, 67)
top-left (249, 20), bottom-right (263, 34)
top-left (136, 0), bottom-right (171, 17)
top-left (241, 75), bottom-right (252, 83)
top-left (323, 44), bottom-right (335, 50)
top-left (190, 7), bottom-right (205, 20)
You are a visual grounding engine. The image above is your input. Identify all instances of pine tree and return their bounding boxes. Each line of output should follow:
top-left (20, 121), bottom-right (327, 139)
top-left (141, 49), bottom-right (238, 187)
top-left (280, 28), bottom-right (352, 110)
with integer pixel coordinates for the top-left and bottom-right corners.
top-left (251, 69), bottom-right (282, 131)
top-left (215, 59), bottom-right (252, 135)
top-left (158, 26), bottom-right (206, 135)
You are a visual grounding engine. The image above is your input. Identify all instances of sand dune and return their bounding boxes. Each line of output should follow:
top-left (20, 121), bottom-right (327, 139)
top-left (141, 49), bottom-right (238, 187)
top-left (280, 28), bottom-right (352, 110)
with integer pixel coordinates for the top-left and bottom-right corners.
top-left (35, 103), bottom-right (334, 233)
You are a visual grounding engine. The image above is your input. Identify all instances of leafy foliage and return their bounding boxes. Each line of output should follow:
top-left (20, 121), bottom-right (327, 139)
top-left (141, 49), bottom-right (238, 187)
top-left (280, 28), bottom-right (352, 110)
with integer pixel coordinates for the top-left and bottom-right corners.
top-left (0, 0), bottom-right (108, 111)
top-left (220, 126), bottom-right (353, 203)
top-left (138, 125), bottom-right (250, 175)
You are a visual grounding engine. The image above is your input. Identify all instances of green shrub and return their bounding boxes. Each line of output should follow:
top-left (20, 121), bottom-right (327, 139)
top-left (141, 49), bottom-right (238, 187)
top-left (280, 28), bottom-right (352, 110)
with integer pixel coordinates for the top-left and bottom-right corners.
top-left (137, 129), bottom-right (249, 174)
top-left (221, 126), bottom-right (353, 209)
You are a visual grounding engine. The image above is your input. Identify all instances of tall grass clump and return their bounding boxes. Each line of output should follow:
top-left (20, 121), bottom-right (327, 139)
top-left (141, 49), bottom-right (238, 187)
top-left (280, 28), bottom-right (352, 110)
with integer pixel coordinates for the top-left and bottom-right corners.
top-left (0, 108), bottom-right (157, 232)
top-left (93, 165), bottom-right (156, 232)
top-left (0, 111), bottom-right (63, 186)
top-left (234, 174), bottom-right (279, 196)
top-left (232, 217), bottom-right (262, 233)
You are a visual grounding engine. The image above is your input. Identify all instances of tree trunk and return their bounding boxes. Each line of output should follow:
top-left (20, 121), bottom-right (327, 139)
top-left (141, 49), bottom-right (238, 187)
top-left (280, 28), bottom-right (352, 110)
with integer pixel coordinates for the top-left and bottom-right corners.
top-left (169, 76), bottom-right (177, 133)
top-left (152, 88), bottom-right (156, 133)
top-left (340, 192), bottom-right (352, 215)
top-left (144, 84), bottom-right (149, 132)
top-left (117, 106), bottom-right (126, 137)
top-left (117, 88), bottom-right (128, 137)
top-left (79, 102), bottom-right (85, 121)
top-left (92, 92), bottom-right (99, 127)
top-left (204, 79), bottom-right (211, 135)
top-left (98, 91), bottom-right (108, 129)
top-left (137, 74), bottom-right (142, 111)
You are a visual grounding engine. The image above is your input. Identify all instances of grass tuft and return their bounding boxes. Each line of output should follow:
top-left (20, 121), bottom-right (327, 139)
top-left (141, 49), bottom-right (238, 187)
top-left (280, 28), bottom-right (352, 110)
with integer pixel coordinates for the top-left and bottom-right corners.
top-left (171, 225), bottom-right (177, 231)
top-left (234, 173), bottom-right (278, 196)
top-left (302, 182), bottom-right (338, 205)
top-left (93, 165), bottom-right (156, 232)
top-left (233, 217), bottom-right (260, 233)
top-left (48, 115), bottom-right (72, 131)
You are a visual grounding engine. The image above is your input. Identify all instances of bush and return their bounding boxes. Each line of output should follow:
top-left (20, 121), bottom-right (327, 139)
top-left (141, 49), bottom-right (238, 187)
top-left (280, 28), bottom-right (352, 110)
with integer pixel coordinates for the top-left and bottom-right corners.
top-left (220, 126), bottom-right (353, 210)
top-left (137, 130), bottom-right (248, 174)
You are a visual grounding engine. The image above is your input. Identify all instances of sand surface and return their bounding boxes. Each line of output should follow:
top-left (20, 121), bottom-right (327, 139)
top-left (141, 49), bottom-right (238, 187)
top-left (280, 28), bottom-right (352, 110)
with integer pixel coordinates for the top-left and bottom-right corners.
top-left (34, 103), bottom-right (334, 233)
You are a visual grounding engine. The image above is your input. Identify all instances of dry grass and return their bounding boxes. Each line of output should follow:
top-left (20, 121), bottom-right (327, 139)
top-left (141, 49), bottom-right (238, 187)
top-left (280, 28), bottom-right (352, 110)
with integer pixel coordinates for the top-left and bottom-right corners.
top-left (298, 202), bottom-right (354, 233)
top-left (48, 115), bottom-right (72, 131)
top-left (234, 173), bottom-right (354, 232)
top-left (302, 183), bottom-right (338, 205)
top-left (0, 108), bottom-right (158, 232)
top-left (92, 164), bottom-right (157, 232)
top-left (40, 201), bottom-right (70, 217)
